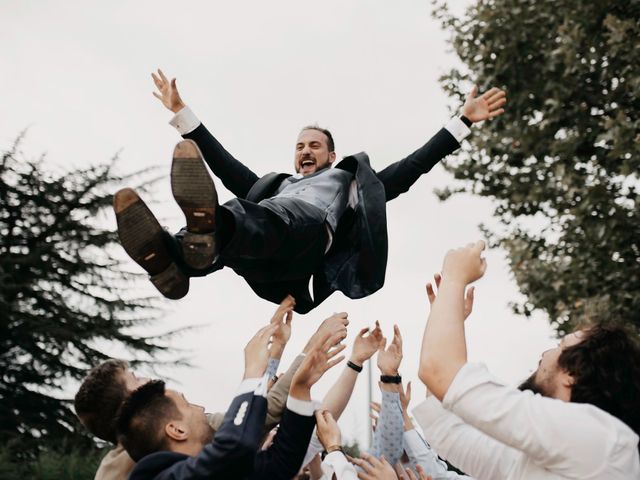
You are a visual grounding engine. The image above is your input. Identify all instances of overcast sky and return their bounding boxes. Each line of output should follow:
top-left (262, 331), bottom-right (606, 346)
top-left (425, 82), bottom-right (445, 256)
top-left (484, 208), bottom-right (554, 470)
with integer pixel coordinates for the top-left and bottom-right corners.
top-left (1, 0), bottom-right (557, 448)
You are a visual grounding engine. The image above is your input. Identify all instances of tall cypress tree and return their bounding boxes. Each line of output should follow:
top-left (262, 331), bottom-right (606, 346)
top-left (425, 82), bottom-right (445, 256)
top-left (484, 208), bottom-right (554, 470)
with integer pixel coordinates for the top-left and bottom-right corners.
top-left (0, 135), bottom-right (178, 453)
top-left (434, 0), bottom-right (640, 334)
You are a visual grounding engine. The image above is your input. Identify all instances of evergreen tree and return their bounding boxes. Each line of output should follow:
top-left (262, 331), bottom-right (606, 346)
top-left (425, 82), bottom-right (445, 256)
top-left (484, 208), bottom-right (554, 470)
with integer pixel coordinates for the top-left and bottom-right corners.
top-left (0, 134), bottom-right (178, 454)
top-left (434, 0), bottom-right (640, 334)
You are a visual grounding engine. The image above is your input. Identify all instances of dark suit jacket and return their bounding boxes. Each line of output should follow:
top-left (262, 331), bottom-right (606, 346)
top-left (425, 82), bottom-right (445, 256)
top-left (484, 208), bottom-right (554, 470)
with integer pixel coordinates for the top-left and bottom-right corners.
top-left (128, 392), bottom-right (265, 480)
top-left (128, 392), bottom-right (315, 480)
top-left (184, 124), bottom-right (461, 313)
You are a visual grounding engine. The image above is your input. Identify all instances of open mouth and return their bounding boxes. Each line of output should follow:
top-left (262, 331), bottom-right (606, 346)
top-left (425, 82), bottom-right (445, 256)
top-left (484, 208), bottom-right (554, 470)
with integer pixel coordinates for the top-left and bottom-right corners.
top-left (300, 159), bottom-right (315, 171)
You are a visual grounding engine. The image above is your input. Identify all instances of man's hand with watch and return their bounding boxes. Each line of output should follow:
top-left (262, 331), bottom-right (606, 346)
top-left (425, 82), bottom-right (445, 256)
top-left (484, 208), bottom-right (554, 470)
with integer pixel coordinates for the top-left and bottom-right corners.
top-left (348, 320), bottom-right (384, 373)
top-left (315, 410), bottom-right (344, 457)
top-left (377, 324), bottom-right (403, 390)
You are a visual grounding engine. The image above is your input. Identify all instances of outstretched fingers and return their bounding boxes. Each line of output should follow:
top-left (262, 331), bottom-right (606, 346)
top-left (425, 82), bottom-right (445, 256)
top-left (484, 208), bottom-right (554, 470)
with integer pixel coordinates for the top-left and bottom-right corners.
top-left (481, 86), bottom-right (500, 100)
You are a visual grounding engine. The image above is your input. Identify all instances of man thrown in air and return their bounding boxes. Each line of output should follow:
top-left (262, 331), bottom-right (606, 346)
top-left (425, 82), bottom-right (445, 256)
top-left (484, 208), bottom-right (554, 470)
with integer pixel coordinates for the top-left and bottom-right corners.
top-left (114, 70), bottom-right (506, 313)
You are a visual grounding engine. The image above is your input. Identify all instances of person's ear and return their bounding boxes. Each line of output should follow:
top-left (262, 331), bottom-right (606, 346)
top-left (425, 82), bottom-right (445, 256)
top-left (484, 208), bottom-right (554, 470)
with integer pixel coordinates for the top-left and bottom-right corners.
top-left (560, 372), bottom-right (574, 389)
top-left (329, 151), bottom-right (336, 164)
top-left (558, 371), bottom-right (575, 401)
top-left (165, 421), bottom-right (189, 442)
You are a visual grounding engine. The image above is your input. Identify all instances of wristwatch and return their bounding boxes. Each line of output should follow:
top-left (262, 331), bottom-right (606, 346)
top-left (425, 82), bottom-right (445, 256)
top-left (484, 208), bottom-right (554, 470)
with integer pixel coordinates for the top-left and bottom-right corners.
top-left (380, 374), bottom-right (402, 384)
top-left (322, 444), bottom-right (344, 459)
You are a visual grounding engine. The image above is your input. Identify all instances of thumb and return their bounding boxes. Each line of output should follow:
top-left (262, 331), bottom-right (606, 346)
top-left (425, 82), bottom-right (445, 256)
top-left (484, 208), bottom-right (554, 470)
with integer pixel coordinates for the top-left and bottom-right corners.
top-left (171, 78), bottom-right (177, 89)
top-left (469, 84), bottom-right (478, 98)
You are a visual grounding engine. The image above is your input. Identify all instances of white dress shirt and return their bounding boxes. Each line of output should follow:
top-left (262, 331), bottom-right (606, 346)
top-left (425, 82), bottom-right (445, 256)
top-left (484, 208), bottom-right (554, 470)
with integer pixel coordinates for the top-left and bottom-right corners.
top-left (320, 451), bottom-right (359, 480)
top-left (403, 428), bottom-right (473, 479)
top-left (413, 362), bottom-right (640, 479)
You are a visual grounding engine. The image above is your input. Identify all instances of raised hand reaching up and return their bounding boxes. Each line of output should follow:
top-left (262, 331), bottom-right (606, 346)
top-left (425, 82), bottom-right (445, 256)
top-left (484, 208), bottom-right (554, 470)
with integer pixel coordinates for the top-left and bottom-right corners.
top-left (291, 331), bottom-right (346, 400)
top-left (377, 325), bottom-right (403, 376)
top-left (151, 68), bottom-right (186, 113)
top-left (462, 86), bottom-right (507, 122)
top-left (351, 321), bottom-right (384, 368)
top-left (426, 273), bottom-right (475, 320)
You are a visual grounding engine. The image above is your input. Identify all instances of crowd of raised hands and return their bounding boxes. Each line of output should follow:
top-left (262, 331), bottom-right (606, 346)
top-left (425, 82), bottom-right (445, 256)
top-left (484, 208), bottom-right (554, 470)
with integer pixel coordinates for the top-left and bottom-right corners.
top-left (238, 264), bottom-right (474, 480)
top-left (81, 240), bottom-right (640, 479)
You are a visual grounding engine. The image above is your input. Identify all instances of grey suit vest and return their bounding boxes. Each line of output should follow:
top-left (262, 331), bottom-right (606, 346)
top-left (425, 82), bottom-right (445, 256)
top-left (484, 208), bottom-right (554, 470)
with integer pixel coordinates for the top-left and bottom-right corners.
top-left (271, 168), bottom-right (354, 232)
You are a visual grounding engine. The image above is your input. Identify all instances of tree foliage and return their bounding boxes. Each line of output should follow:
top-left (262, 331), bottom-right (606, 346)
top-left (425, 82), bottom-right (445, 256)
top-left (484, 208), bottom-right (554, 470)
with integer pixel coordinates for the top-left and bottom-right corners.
top-left (0, 135), bottom-right (178, 454)
top-left (435, 0), bottom-right (640, 334)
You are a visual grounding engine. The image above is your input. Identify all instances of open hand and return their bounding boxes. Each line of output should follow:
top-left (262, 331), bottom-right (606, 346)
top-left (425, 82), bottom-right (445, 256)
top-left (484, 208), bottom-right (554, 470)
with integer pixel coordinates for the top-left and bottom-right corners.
top-left (462, 86), bottom-right (506, 122)
top-left (293, 330), bottom-right (347, 390)
top-left (270, 295), bottom-right (295, 348)
top-left (304, 312), bottom-right (349, 353)
top-left (151, 68), bottom-right (186, 113)
top-left (377, 325), bottom-right (403, 376)
top-left (351, 321), bottom-right (384, 366)
top-left (426, 273), bottom-right (475, 319)
top-left (351, 453), bottom-right (396, 480)
top-left (244, 323), bottom-right (278, 379)
top-left (405, 465), bottom-right (433, 480)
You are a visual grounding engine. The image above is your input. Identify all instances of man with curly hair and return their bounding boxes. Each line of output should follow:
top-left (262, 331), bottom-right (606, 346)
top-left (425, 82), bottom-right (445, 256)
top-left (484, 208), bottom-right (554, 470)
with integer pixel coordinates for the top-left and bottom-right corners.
top-left (416, 241), bottom-right (640, 479)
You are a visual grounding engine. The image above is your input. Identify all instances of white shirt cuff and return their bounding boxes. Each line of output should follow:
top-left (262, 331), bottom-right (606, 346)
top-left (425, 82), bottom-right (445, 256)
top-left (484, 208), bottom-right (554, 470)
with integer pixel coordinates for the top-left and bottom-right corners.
top-left (286, 396), bottom-right (316, 416)
top-left (169, 105), bottom-right (201, 135)
top-left (237, 377), bottom-right (260, 395)
top-left (237, 373), bottom-right (270, 397)
top-left (444, 116), bottom-right (472, 144)
top-left (322, 450), bottom-right (356, 478)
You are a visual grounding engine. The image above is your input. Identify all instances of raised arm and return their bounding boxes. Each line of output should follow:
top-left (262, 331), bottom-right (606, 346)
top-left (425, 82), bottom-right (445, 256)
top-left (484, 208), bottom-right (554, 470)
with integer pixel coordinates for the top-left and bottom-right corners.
top-left (376, 87), bottom-right (506, 201)
top-left (368, 325), bottom-right (405, 467)
top-left (418, 241), bottom-right (486, 400)
top-left (151, 68), bottom-right (260, 198)
top-left (254, 331), bottom-right (346, 480)
top-left (322, 321), bottom-right (383, 418)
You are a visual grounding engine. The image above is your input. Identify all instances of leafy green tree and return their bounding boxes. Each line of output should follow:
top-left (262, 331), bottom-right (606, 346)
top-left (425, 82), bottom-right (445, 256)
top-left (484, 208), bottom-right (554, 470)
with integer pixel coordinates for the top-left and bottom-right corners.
top-left (0, 134), bottom-right (178, 454)
top-left (434, 0), bottom-right (640, 334)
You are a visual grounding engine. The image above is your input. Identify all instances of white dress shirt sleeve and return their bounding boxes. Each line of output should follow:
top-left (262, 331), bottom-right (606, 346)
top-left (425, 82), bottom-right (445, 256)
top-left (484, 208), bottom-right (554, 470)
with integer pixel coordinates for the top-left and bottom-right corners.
top-left (302, 432), bottom-right (325, 469)
top-left (403, 428), bottom-right (473, 479)
top-left (413, 396), bottom-right (518, 480)
top-left (321, 451), bottom-right (358, 480)
top-left (442, 362), bottom-right (640, 478)
top-left (444, 117), bottom-right (472, 144)
top-left (169, 105), bottom-right (201, 135)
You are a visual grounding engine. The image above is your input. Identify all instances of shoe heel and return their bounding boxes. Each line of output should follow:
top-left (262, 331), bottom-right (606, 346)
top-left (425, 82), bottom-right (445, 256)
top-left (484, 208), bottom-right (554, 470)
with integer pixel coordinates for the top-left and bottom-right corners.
top-left (182, 232), bottom-right (217, 269)
top-left (150, 263), bottom-right (189, 300)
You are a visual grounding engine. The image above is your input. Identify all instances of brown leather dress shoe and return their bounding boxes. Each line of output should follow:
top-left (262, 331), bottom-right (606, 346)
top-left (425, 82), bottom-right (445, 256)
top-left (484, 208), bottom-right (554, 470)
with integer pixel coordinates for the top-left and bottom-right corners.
top-left (113, 188), bottom-right (189, 299)
top-left (170, 140), bottom-right (218, 270)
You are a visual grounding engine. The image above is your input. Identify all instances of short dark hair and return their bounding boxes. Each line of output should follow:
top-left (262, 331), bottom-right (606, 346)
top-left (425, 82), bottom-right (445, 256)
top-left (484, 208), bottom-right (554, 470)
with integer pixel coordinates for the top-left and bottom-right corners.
top-left (301, 125), bottom-right (335, 152)
top-left (559, 323), bottom-right (640, 434)
top-left (115, 380), bottom-right (182, 462)
top-left (74, 359), bottom-right (129, 443)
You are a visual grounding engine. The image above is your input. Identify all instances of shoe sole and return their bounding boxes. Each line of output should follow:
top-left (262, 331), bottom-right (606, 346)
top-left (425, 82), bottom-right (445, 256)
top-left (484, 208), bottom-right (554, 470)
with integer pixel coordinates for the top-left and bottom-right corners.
top-left (113, 188), bottom-right (188, 299)
top-left (171, 140), bottom-right (217, 233)
top-left (171, 140), bottom-right (218, 269)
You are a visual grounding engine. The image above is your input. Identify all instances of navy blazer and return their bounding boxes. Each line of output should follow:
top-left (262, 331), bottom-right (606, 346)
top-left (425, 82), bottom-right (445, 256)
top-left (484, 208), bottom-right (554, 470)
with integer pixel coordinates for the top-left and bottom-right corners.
top-left (128, 392), bottom-right (266, 480)
top-left (128, 392), bottom-right (315, 480)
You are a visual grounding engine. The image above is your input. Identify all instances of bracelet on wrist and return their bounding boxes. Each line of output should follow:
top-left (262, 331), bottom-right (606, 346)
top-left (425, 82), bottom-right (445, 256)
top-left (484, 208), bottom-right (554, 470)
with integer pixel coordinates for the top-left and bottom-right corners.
top-left (347, 360), bottom-right (363, 373)
top-left (380, 374), bottom-right (402, 384)
top-left (460, 114), bottom-right (472, 127)
top-left (322, 444), bottom-right (344, 459)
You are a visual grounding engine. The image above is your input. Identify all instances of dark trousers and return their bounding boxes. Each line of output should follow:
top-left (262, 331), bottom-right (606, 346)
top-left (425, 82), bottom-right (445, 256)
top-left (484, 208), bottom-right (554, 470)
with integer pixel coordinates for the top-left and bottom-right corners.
top-left (168, 197), bottom-right (329, 286)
